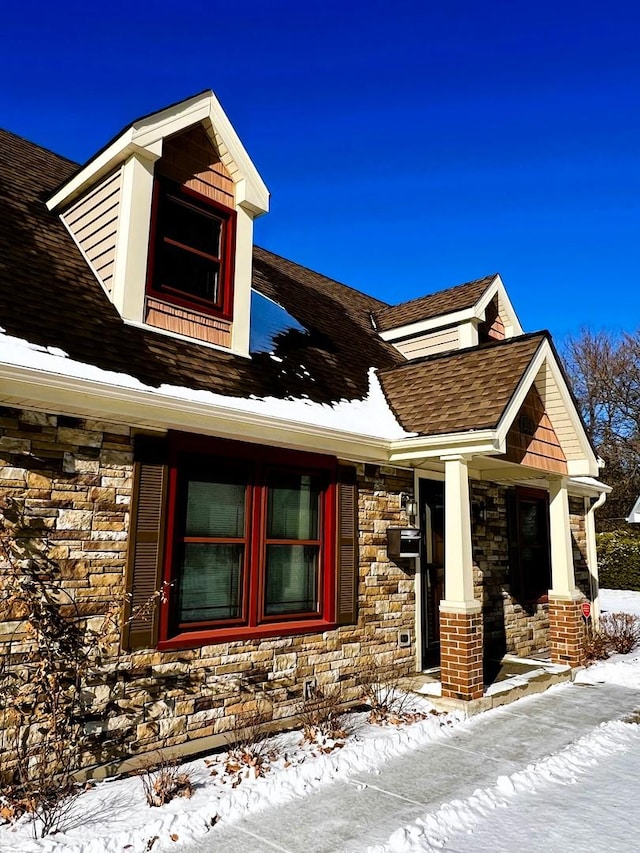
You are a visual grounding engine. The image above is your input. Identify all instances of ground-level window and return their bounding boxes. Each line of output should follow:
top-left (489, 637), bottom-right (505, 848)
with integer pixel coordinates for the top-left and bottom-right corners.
top-left (158, 436), bottom-right (337, 646)
top-left (508, 487), bottom-right (551, 601)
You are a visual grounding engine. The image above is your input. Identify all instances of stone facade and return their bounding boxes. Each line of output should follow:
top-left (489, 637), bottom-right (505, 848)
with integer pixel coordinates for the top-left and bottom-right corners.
top-left (470, 481), bottom-right (550, 660)
top-left (0, 407), bottom-right (417, 773)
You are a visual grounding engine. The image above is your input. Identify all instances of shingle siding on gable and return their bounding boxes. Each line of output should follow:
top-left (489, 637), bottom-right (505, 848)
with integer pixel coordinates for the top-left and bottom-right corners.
top-left (61, 168), bottom-right (122, 296)
top-left (157, 124), bottom-right (235, 208)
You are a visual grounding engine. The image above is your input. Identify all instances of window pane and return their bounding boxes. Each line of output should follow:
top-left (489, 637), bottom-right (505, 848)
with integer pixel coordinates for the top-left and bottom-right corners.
top-left (163, 195), bottom-right (222, 257)
top-left (264, 544), bottom-right (318, 614)
top-left (178, 543), bottom-right (243, 622)
top-left (160, 242), bottom-right (220, 303)
top-left (267, 474), bottom-right (319, 540)
top-left (185, 479), bottom-right (245, 537)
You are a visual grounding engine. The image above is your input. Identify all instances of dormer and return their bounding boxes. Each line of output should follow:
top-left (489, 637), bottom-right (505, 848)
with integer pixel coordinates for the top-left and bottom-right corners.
top-left (46, 91), bottom-right (269, 356)
top-left (373, 273), bottom-right (523, 360)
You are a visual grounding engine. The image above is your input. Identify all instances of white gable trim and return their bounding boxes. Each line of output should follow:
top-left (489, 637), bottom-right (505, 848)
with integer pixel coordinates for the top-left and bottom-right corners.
top-left (495, 338), bottom-right (598, 476)
top-left (379, 274), bottom-right (523, 343)
top-left (47, 91), bottom-right (269, 215)
top-left (627, 496), bottom-right (640, 523)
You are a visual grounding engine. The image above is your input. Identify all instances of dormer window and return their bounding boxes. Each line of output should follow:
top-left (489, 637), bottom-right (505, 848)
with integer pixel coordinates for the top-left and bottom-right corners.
top-left (147, 178), bottom-right (236, 320)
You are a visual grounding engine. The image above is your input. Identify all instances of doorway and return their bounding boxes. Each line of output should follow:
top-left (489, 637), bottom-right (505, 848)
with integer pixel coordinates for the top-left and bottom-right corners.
top-left (419, 479), bottom-right (445, 667)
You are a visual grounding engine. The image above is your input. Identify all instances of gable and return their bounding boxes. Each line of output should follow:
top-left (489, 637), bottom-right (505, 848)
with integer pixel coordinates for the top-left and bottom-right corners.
top-left (501, 385), bottom-right (567, 474)
top-left (157, 124), bottom-right (234, 208)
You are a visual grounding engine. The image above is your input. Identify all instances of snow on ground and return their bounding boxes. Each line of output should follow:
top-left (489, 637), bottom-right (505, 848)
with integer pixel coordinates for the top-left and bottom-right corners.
top-left (371, 587), bottom-right (640, 853)
top-left (3, 590), bottom-right (640, 852)
top-left (0, 700), bottom-right (462, 853)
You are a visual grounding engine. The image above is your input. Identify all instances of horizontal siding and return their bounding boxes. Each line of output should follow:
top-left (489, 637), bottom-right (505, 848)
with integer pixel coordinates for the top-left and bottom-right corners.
top-left (62, 169), bottom-right (122, 296)
top-left (394, 326), bottom-right (459, 359)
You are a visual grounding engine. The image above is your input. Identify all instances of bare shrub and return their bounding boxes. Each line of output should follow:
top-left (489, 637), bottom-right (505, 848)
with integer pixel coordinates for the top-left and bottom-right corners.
top-left (600, 612), bottom-right (640, 654)
top-left (299, 684), bottom-right (348, 746)
top-left (140, 756), bottom-right (193, 807)
top-left (360, 669), bottom-right (428, 726)
top-left (213, 707), bottom-right (278, 786)
top-left (583, 627), bottom-right (611, 663)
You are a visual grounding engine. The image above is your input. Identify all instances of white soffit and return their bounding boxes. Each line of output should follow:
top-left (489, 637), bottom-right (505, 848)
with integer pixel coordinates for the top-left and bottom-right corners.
top-left (47, 90), bottom-right (269, 215)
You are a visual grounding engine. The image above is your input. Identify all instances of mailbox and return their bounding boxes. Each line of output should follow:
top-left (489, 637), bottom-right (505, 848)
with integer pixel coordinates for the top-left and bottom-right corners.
top-left (387, 527), bottom-right (421, 560)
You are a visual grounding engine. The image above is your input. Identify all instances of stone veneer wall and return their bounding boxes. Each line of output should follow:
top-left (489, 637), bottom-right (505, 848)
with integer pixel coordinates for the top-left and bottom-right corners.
top-left (569, 496), bottom-right (591, 601)
top-left (470, 481), bottom-right (550, 659)
top-left (0, 407), bottom-right (416, 773)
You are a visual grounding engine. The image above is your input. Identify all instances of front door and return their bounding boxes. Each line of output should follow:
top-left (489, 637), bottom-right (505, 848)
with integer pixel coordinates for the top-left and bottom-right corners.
top-left (419, 479), bottom-right (445, 667)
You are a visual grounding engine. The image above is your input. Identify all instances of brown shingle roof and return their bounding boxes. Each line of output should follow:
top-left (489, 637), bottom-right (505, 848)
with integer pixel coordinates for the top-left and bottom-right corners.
top-left (0, 129), bottom-right (400, 409)
top-left (374, 274), bottom-right (497, 332)
top-left (379, 334), bottom-right (546, 436)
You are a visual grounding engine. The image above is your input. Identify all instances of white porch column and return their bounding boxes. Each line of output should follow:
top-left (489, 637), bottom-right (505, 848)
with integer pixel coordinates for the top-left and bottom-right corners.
top-left (548, 477), bottom-right (576, 598)
top-left (548, 476), bottom-right (586, 667)
top-left (441, 455), bottom-right (475, 608)
top-left (439, 454), bottom-right (483, 700)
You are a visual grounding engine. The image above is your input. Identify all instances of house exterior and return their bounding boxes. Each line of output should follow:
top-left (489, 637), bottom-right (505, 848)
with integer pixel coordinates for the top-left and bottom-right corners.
top-left (0, 91), bottom-right (608, 774)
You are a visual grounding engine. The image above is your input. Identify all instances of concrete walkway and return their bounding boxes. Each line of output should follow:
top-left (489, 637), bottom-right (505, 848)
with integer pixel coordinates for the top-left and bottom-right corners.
top-left (183, 682), bottom-right (640, 853)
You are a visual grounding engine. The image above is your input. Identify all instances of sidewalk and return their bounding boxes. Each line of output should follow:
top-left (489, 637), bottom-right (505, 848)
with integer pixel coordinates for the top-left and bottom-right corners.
top-left (183, 681), bottom-right (640, 852)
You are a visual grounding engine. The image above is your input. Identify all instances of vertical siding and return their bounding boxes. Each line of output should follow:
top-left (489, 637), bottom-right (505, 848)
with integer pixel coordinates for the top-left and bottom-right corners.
top-left (393, 326), bottom-right (459, 359)
top-left (61, 169), bottom-right (122, 295)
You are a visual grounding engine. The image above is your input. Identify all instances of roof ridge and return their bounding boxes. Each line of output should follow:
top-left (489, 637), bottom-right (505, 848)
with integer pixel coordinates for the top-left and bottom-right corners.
top-left (375, 273), bottom-right (498, 316)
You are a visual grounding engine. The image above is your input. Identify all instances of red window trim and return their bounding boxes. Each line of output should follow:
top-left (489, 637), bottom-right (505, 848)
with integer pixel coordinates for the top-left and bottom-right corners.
top-left (146, 177), bottom-right (236, 322)
top-left (158, 434), bottom-right (337, 649)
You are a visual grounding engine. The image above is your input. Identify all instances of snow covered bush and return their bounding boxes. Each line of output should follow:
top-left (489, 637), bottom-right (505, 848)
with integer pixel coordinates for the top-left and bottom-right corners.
top-left (596, 530), bottom-right (640, 590)
top-left (600, 612), bottom-right (640, 654)
top-left (360, 668), bottom-right (429, 726)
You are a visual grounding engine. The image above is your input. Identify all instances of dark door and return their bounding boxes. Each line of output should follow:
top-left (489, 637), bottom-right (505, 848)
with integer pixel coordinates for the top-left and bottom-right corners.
top-left (419, 479), bottom-right (445, 667)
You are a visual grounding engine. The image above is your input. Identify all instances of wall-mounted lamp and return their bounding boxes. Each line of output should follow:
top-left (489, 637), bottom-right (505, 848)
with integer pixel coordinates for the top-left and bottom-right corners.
top-left (472, 501), bottom-right (486, 524)
top-left (400, 492), bottom-right (418, 520)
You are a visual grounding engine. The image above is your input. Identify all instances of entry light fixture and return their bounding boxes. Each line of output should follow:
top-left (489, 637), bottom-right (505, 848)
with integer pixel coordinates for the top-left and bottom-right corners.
top-left (400, 492), bottom-right (417, 520)
top-left (472, 500), bottom-right (486, 524)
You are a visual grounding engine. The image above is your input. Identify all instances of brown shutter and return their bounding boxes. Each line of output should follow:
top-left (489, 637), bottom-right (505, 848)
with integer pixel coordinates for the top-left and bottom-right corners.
top-left (336, 465), bottom-right (359, 625)
top-left (122, 435), bottom-right (169, 650)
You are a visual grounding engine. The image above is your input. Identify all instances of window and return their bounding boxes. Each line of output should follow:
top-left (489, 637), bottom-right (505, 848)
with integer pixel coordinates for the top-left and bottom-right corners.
top-left (156, 437), bottom-right (338, 647)
top-left (147, 178), bottom-right (235, 318)
top-left (508, 487), bottom-right (551, 601)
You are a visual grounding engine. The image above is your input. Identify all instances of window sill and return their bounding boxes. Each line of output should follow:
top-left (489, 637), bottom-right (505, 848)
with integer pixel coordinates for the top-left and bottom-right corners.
top-left (157, 618), bottom-right (337, 650)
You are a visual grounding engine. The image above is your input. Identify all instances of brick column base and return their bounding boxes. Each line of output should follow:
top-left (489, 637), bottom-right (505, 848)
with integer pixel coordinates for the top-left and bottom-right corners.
top-left (549, 596), bottom-right (586, 667)
top-left (440, 608), bottom-right (483, 700)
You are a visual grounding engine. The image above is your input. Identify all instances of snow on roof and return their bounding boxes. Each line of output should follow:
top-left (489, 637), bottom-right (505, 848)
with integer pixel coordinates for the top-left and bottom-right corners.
top-left (0, 329), bottom-right (414, 441)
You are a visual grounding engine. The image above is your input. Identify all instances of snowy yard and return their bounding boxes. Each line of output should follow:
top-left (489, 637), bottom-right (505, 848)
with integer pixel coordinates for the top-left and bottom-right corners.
top-left (2, 588), bottom-right (640, 853)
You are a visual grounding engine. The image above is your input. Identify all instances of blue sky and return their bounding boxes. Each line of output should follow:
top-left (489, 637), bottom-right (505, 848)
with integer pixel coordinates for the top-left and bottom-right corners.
top-left (3, 0), bottom-right (639, 341)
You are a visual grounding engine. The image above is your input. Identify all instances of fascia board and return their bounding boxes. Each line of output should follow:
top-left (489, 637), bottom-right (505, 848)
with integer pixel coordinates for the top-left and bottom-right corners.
top-left (494, 276), bottom-right (523, 335)
top-left (0, 364), bottom-right (391, 464)
top-left (47, 91), bottom-right (269, 215)
top-left (388, 430), bottom-right (500, 463)
top-left (496, 338), bottom-right (599, 474)
top-left (472, 276), bottom-right (499, 317)
top-left (568, 476), bottom-right (612, 497)
top-left (379, 307), bottom-right (477, 341)
top-left (47, 130), bottom-right (136, 211)
top-left (495, 340), bottom-right (547, 446)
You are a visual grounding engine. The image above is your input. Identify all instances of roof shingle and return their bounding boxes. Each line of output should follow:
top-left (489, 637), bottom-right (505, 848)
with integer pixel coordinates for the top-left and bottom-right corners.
top-left (378, 334), bottom-right (546, 436)
top-left (374, 275), bottom-right (497, 332)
